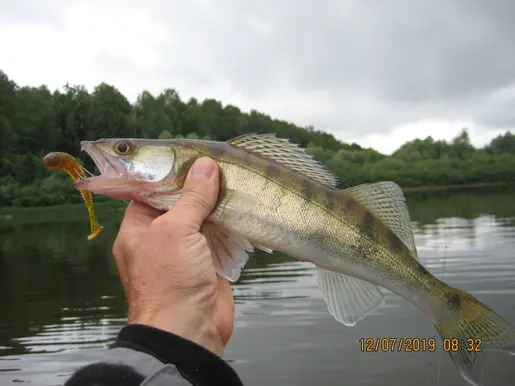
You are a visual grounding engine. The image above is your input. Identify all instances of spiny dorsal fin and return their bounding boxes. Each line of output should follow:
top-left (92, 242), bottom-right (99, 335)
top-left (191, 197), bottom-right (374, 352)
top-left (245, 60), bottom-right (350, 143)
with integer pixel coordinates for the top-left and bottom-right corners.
top-left (228, 133), bottom-right (340, 188)
top-left (344, 181), bottom-right (418, 260)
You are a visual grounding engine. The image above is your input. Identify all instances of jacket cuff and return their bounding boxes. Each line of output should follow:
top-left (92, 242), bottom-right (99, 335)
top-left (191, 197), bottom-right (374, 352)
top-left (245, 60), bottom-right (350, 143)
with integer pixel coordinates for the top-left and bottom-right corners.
top-left (110, 324), bottom-right (243, 386)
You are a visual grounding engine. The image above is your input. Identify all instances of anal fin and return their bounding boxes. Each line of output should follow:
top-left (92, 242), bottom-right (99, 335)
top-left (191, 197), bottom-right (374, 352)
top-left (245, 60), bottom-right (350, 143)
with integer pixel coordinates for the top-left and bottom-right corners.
top-left (318, 268), bottom-right (384, 326)
top-left (202, 222), bottom-right (253, 282)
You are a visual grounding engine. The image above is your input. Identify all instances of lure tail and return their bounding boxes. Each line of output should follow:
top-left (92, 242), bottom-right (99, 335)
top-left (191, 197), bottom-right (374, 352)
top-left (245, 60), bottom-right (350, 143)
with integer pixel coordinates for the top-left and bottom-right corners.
top-left (43, 152), bottom-right (103, 240)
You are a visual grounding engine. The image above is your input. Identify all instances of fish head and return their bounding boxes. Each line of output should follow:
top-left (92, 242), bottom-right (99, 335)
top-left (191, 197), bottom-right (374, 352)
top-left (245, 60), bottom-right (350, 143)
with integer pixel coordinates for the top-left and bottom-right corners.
top-left (75, 138), bottom-right (197, 201)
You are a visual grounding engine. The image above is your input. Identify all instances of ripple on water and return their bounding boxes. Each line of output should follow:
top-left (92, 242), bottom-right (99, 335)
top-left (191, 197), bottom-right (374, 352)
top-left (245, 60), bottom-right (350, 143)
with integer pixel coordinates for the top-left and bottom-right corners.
top-left (10, 319), bottom-right (123, 355)
top-left (2, 198), bottom-right (515, 385)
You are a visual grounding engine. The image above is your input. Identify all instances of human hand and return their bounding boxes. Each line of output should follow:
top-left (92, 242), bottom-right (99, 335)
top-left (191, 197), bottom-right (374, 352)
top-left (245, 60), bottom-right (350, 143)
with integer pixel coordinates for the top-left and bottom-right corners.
top-left (112, 157), bottom-right (234, 356)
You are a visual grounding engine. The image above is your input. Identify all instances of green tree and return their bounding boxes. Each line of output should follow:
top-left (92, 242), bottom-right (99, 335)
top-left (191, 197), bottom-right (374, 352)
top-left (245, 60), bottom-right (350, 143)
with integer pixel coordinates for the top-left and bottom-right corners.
top-left (89, 83), bottom-right (133, 138)
top-left (485, 131), bottom-right (515, 155)
top-left (0, 68), bottom-right (514, 207)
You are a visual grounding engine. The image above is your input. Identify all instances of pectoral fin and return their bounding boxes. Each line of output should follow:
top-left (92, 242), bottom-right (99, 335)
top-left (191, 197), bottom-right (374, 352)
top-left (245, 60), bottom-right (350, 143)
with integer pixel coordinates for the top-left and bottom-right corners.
top-left (202, 222), bottom-right (253, 282)
top-left (318, 268), bottom-right (385, 326)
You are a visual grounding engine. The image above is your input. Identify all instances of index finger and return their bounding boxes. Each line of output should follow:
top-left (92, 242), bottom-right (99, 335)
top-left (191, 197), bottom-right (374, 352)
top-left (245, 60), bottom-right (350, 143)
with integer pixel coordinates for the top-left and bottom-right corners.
top-left (113, 201), bottom-right (164, 277)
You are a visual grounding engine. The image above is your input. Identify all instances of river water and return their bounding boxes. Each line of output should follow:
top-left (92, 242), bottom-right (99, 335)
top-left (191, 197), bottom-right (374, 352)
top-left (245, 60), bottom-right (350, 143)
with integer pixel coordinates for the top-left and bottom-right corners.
top-left (1, 189), bottom-right (514, 385)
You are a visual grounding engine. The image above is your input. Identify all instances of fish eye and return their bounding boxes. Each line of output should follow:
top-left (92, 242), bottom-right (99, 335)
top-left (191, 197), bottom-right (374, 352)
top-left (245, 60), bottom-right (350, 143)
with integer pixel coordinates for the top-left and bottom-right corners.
top-left (114, 141), bottom-right (132, 155)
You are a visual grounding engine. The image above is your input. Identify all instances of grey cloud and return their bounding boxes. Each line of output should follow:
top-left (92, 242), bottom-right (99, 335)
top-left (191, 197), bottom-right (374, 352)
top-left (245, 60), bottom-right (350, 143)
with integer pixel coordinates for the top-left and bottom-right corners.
top-left (148, 1), bottom-right (515, 100)
top-left (140, 0), bottom-right (515, 135)
top-left (7, 0), bottom-right (515, 138)
top-left (475, 86), bottom-right (515, 129)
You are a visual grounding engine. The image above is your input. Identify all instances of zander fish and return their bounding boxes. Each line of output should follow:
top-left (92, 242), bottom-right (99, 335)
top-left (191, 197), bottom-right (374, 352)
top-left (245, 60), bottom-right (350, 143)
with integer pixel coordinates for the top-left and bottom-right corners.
top-left (75, 134), bottom-right (515, 385)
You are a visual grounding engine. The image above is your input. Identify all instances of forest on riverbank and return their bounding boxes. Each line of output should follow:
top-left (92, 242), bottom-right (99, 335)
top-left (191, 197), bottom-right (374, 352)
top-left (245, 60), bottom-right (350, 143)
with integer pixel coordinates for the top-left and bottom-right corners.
top-left (1, 69), bottom-right (514, 207)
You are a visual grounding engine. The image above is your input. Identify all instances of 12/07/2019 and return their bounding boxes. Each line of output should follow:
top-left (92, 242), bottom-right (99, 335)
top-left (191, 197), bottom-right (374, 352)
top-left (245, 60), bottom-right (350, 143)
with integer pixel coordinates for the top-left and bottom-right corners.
top-left (359, 337), bottom-right (483, 353)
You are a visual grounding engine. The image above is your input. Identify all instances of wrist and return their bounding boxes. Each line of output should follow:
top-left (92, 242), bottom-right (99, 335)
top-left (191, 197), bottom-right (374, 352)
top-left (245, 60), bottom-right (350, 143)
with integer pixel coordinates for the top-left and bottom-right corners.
top-left (128, 305), bottom-right (225, 356)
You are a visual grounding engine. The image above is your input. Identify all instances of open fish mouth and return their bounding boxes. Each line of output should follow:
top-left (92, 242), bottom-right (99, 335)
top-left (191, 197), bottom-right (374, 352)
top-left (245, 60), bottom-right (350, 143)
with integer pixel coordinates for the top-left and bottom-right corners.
top-left (73, 141), bottom-right (138, 198)
top-left (79, 141), bottom-right (127, 179)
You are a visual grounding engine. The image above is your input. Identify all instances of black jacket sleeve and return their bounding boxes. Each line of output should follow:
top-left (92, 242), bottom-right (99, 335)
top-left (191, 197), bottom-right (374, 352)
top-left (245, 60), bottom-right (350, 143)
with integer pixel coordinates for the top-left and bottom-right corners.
top-left (65, 324), bottom-right (243, 386)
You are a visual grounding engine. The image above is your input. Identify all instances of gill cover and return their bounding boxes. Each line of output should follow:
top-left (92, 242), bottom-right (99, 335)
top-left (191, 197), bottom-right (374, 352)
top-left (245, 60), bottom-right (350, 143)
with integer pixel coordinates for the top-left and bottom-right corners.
top-left (110, 139), bottom-right (179, 183)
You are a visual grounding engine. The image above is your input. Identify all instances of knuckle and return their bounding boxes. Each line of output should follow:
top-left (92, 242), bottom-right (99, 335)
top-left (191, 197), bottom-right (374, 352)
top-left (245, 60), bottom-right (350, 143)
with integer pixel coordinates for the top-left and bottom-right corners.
top-left (112, 236), bottom-right (124, 260)
top-left (183, 189), bottom-right (211, 213)
top-left (151, 214), bottom-right (174, 231)
top-left (150, 214), bottom-right (182, 239)
top-left (112, 233), bottom-right (133, 262)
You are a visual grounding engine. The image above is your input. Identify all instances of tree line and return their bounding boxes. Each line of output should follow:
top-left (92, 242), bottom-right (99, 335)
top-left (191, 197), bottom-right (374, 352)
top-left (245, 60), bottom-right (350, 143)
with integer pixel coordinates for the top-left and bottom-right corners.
top-left (0, 69), bottom-right (514, 207)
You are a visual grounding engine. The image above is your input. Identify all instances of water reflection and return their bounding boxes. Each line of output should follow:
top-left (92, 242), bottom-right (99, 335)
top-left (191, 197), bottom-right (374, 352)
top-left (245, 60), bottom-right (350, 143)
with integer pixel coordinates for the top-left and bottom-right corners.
top-left (0, 189), bottom-right (515, 385)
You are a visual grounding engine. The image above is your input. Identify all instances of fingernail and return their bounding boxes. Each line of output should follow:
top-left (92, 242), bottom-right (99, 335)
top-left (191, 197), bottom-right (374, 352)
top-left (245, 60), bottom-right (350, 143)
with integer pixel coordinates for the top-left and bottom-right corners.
top-left (190, 157), bottom-right (215, 180)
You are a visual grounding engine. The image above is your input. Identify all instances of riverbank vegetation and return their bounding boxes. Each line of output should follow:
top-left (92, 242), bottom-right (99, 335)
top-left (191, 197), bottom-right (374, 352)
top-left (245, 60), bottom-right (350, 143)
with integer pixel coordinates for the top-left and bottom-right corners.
top-left (1, 70), bottom-right (514, 207)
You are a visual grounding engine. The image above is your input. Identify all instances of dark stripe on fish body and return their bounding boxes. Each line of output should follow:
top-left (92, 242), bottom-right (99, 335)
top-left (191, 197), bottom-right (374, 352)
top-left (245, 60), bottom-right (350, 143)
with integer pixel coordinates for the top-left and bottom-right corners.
top-left (210, 145), bottom-right (226, 158)
top-left (416, 264), bottom-right (434, 282)
top-left (346, 197), bottom-right (356, 210)
top-left (265, 160), bottom-right (280, 179)
top-left (324, 189), bottom-right (339, 211)
top-left (300, 178), bottom-right (315, 200)
top-left (241, 148), bottom-right (253, 165)
top-left (446, 292), bottom-right (461, 311)
top-left (309, 230), bottom-right (332, 251)
top-left (362, 210), bottom-right (375, 238)
top-left (387, 230), bottom-right (403, 253)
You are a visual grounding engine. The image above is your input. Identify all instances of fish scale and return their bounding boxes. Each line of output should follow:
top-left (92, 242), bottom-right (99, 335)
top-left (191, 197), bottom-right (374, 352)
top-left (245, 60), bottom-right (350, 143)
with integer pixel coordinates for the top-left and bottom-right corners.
top-left (212, 149), bottom-right (446, 306)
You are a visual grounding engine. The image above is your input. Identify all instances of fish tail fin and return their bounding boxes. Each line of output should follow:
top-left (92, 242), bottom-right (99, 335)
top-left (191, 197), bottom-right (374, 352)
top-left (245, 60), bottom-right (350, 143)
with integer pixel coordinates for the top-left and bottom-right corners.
top-left (434, 286), bottom-right (515, 386)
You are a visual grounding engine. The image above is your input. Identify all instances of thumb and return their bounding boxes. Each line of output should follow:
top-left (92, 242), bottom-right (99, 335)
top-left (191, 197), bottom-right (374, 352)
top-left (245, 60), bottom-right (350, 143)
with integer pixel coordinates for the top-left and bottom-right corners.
top-left (166, 157), bottom-right (220, 229)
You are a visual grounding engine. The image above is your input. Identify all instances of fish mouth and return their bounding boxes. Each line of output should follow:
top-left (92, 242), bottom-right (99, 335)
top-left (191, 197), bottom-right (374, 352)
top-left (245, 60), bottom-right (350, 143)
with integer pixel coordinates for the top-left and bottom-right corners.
top-left (80, 141), bottom-right (126, 179)
top-left (74, 141), bottom-right (138, 198)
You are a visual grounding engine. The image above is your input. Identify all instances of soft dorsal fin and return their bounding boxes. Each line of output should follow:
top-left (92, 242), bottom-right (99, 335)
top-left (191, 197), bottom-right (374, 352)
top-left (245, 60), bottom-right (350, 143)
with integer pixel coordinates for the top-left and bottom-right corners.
top-left (228, 133), bottom-right (340, 188)
top-left (344, 181), bottom-right (418, 260)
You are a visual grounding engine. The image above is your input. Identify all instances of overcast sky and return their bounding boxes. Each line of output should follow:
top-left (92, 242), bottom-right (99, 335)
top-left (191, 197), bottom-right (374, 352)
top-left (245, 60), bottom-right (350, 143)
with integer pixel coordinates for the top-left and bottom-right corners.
top-left (2, 0), bottom-right (515, 154)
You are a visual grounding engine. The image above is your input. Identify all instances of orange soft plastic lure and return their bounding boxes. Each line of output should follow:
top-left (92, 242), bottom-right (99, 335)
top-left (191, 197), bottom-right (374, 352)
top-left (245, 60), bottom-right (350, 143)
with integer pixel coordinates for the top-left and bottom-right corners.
top-left (43, 152), bottom-right (103, 240)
